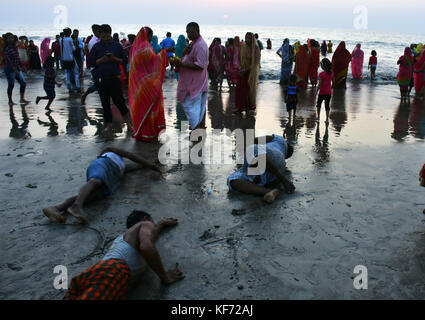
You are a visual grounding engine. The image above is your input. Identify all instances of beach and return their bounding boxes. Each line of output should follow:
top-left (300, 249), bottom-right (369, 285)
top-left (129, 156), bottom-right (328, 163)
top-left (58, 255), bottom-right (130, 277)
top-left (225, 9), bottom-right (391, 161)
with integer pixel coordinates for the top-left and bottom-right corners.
top-left (0, 69), bottom-right (424, 300)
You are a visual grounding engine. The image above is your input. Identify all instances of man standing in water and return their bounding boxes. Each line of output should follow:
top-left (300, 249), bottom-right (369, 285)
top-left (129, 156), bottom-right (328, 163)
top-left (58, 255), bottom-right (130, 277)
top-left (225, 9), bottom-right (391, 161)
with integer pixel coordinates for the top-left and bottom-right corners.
top-left (172, 22), bottom-right (209, 131)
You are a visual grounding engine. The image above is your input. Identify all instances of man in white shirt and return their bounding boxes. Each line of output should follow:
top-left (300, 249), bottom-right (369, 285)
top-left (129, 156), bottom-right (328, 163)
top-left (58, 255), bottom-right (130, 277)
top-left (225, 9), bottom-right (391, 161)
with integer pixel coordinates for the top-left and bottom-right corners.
top-left (81, 24), bottom-right (101, 105)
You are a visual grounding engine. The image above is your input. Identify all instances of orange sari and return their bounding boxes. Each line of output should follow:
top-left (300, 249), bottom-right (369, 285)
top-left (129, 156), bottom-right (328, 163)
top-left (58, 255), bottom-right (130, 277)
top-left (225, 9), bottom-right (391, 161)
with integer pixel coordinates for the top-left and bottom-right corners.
top-left (129, 27), bottom-right (168, 141)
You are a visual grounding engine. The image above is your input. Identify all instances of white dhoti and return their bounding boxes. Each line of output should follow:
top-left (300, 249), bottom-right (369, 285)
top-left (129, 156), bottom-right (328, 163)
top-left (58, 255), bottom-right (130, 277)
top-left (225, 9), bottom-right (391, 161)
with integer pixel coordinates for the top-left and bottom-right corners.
top-left (182, 92), bottom-right (207, 129)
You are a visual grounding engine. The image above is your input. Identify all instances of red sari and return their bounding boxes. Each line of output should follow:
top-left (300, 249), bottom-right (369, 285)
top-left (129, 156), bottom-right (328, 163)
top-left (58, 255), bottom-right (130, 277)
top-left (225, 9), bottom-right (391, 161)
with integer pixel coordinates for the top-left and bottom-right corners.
top-left (294, 44), bottom-right (311, 88)
top-left (129, 27), bottom-right (168, 141)
top-left (308, 39), bottom-right (320, 85)
top-left (332, 41), bottom-right (352, 89)
top-left (414, 50), bottom-right (425, 94)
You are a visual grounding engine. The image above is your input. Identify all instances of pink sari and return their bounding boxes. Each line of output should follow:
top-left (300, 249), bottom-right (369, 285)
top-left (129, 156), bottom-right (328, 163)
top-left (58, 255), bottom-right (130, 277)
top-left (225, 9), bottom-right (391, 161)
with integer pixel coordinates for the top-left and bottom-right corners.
top-left (129, 27), bottom-right (168, 141)
top-left (40, 38), bottom-right (50, 66)
top-left (351, 43), bottom-right (364, 79)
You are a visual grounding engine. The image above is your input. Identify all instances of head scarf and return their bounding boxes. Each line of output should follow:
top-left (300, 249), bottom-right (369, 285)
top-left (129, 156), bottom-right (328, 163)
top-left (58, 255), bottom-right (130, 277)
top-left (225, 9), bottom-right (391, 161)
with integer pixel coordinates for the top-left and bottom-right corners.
top-left (234, 36), bottom-right (241, 48)
top-left (150, 35), bottom-right (162, 55)
top-left (175, 35), bottom-right (187, 59)
top-left (280, 38), bottom-right (291, 63)
top-left (332, 41), bottom-right (352, 72)
top-left (415, 43), bottom-right (423, 56)
top-left (352, 43), bottom-right (364, 59)
top-left (40, 38), bottom-right (50, 65)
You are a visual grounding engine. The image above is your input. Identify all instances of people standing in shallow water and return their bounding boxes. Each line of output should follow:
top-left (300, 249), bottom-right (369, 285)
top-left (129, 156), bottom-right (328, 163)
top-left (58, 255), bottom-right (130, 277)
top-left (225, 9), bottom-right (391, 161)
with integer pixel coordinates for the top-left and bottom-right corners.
top-left (267, 38), bottom-right (272, 50)
top-left (225, 38), bottom-right (238, 87)
top-left (64, 211), bottom-right (184, 300)
top-left (332, 41), bottom-right (351, 89)
top-left (396, 47), bottom-right (413, 100)
top-left (227, 134), bottom-right (295, 204)
top-left (316, 58), bottom-right (334, 124)
top-left (277, 38), bottom-right (294, 85)
top-left (351, 43), bottom-right (364, 79)
top-left (209, 38), bottom-right (226, 90)
top-left (368, 50), bottom-right (377, 80)
top-left (413, 46), bottom-right (425, 98)
top-left (42, 146), bottom-right (160, 224)
top-left (3, 33), bottom-right (29, 105)
top-left (28, 40), bottom-right (42, 70)
top-left (234, 32), bottom-right (260, 115)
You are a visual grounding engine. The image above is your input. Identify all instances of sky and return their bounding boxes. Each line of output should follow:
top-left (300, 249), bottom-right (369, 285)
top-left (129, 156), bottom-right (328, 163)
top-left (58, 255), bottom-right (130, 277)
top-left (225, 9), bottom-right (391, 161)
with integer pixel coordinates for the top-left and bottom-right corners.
top-left (0, 0), bottom-right (424, 33)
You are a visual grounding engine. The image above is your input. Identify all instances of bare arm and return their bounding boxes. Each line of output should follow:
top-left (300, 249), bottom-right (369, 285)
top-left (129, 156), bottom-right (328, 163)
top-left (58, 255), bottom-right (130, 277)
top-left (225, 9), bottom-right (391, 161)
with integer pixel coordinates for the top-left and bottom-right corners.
top-left (100, 147), bottom-right (160, 172)
top-left (265, 155), bottom-right (295, 194)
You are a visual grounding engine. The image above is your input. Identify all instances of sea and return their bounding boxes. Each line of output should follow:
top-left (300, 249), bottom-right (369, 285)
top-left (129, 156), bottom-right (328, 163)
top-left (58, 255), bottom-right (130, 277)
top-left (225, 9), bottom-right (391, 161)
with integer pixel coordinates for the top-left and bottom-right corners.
top-left (1, 24), bottom-right (425, 83)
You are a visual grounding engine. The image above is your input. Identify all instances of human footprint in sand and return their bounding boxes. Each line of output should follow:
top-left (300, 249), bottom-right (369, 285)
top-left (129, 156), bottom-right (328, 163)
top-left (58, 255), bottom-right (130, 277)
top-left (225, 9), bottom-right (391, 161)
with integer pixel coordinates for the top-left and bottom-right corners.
top-left (227, 134), bottom-right (295, 204)
top-left (43, 147), bottom-right (160, 224)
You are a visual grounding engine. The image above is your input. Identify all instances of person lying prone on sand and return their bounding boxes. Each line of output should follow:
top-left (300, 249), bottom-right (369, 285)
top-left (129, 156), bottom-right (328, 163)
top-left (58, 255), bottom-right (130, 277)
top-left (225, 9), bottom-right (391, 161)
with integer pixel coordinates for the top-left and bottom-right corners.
top-left (227, 134), bottom-right (295, 204)
top-left (43, 146), bottom-right (160, 224)
top-left (64, 211), bottom-right (184, 300)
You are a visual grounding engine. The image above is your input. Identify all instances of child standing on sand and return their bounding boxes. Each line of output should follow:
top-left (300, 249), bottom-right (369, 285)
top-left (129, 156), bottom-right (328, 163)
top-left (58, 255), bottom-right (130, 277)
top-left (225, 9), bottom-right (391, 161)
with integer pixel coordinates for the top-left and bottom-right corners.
top-left (36, 56), bottom-right (61, 110)
top-left (368, 50), bottom-right (377, 80)
top-left (284, 75), bottom-right (298, 119)
top-left (316, 58), bottom-right (334, 124)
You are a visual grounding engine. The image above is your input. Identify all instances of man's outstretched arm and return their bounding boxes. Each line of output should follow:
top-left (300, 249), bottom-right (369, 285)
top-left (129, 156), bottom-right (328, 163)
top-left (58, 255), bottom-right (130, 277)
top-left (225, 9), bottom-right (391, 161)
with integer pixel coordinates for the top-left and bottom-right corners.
top-left (100, 147), bottom-right (160, 172)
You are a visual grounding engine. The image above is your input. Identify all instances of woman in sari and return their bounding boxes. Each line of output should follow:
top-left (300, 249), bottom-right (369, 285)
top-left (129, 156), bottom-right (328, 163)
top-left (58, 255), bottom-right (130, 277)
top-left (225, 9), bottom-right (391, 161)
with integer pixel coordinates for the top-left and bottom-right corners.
top-left (321, 40), bottom-right (327, 57)
top-left (234, 32), bottom-right (260, 114)
top-left (397, 47), bottom-right (414, 100)
top-left (276, 38), bottom-right (293, 85)
top-left (129, 27), bottom-right (168, 141)
top-left (28, 40), bottom-right (42, 70)
top-left (332, 41), bottom-right (351, 89)
top-left (351, 43), bottom-right (364, 79)
top-left (294, 44), bottom-right (310, 88)
top-left (40, 38), bottom-right (50, 66)
top-left (413, 47), bottom-right (425, 98)
top-left (174, 35), bottom-right (187, 81)
top-left (225, 38), bottom-right (238, 87)
top-left (308, 39), bottom-right (321, 86)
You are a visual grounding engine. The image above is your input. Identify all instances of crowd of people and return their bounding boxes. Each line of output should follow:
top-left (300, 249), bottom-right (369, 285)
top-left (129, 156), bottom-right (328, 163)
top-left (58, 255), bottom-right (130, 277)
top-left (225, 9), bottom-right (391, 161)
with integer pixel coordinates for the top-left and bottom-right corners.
top-left (1, 22), bottom-right (425, 300)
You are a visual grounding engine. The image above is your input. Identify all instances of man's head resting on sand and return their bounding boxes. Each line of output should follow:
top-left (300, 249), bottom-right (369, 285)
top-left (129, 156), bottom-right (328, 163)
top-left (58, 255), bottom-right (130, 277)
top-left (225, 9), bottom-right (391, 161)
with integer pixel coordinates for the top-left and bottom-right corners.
top-left (127, 210), bottom-right (153, 229)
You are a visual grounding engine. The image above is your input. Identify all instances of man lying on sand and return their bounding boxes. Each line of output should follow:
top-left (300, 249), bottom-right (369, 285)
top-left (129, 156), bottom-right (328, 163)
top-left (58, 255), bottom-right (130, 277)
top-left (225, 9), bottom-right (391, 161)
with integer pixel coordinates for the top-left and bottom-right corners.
top-left (227, 134), bottom-right (295, 204)
top-left (64, 210), bottom-right (184, 300)
top-left (43, 146), bottom-right (160, 224)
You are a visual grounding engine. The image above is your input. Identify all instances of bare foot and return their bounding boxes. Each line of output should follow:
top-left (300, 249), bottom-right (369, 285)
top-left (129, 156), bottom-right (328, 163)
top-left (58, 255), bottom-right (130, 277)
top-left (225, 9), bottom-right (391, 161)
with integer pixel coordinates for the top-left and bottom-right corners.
top-left (264, 189), bottom-right (281, 204)
top-left (67, 205), bottom-right (88, 224)
top-left (43, 207), bottom-right (66, 223)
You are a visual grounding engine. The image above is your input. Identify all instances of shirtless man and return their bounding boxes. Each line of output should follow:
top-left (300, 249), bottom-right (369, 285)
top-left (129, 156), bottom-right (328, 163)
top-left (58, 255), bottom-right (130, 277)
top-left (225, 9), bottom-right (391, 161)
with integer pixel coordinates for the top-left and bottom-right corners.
top-left (43, 147), bottom-right (160, 224)
top-left (64, 211), bottom-right (184, 300)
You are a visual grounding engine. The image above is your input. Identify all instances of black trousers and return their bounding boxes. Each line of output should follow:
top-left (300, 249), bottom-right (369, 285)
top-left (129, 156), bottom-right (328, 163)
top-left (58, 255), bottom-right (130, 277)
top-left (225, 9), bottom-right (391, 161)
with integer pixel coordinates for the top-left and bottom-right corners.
top-left (99, 76), bottom-right (129, 124)
top-left (317, 94), bottom-right (331, 111)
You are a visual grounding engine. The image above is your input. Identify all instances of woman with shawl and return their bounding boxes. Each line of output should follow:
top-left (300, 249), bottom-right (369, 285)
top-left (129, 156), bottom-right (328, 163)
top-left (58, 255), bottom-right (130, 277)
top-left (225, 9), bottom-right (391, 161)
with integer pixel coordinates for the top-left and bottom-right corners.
top-left (234, 32), bottom-right (260, 114)
top-left (294, 44), bottom-right (311, 88)
top-left (413, 46), bottom-right (425, 98)
top-left (40, 38), bottom-right (50, 66)
top-left (129, 27), bottom-right (168, 141)
top-left (150, 35), bottom-right (162, 55)
top-left (351, 43), bottom-right (364, 79)
top-left (276, 38), bottom-right (293, 85)
top-left (332, 41), bottom-right (352, 89)
top-left (308, 39), bottom-right (321, 86)
top-left (174, 35), bottom-right (187, 81)
top-left (397, 47), bottom-right (414, 100)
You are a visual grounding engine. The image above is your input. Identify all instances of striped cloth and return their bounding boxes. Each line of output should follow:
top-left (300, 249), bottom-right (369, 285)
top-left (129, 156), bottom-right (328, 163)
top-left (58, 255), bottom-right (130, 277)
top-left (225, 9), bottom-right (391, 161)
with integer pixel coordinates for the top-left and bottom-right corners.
top-left (64, 259), bottom-right (131, 300)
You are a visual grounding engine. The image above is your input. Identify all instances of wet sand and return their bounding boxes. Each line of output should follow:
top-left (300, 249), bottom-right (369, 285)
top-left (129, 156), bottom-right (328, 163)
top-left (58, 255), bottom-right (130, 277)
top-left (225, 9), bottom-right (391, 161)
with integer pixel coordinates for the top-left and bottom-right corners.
top-left (0, 70), bottom-right (425, 300)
